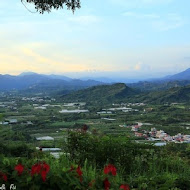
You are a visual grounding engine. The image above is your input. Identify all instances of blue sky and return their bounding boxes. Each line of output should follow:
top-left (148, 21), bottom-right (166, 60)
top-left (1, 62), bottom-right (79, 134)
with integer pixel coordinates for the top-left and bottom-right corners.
top-left (0, 0), bottom-right (190, 79)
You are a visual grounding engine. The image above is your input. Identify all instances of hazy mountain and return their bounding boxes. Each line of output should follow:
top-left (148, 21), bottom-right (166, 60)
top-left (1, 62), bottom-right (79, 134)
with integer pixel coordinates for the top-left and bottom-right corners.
top-left (128, 80), bottom-right (190, 92)
top-left (127, 68), bottom-right (190, 92)
top-left (19, 72), bottom-right (72, 81)
top-left (0, 73), bottom-right (103, 92)
top-left (62, 83), bottom-right (138, 103)
top-left (19, 72), bottom-right (39, 76)
top-left (80, 77), bottom-right (142, 84)
top-left (0, 73), bottom-right (49, 90)
top-left (45, 74), bottom-right (72, 81)
top-left (80, 77), bottom-right (115, 83)
top-left (164, 68), bottom-right (190, 81)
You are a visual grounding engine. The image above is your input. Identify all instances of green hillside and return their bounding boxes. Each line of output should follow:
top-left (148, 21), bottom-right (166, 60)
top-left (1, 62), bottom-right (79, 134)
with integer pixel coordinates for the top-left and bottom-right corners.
top-left (133, 85), bottom-right (190, 104)
top-left (62, 83), bottom-right (138, 103)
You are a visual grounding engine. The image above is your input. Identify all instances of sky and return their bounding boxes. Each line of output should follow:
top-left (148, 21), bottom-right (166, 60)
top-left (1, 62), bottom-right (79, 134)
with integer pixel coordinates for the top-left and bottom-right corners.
top-left (0, 0), bottom-right (190, 79)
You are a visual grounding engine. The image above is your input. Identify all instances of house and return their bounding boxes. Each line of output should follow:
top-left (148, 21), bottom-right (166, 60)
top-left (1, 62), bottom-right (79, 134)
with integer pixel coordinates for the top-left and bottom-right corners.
top-left (135, 132), bottom-right (143, 137)
top-left (0, 121), bottom-right (9, 125)
top-left (131, 125), bottom-right (139, 132)
top-left (36, 136), bottom-right (54, 141)
top-left (8, 119), bottom-right (17, 124)
top-left (101, 118), bottom-right (116, 121)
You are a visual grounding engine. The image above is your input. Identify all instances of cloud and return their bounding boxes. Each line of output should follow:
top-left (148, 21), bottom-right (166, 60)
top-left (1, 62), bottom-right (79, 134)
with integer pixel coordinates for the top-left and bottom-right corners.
top-left (134, 62), bottom-right (151, 71)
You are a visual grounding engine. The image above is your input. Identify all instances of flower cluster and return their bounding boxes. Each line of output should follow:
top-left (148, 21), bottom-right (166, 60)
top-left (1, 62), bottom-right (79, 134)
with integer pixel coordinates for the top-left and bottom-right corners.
top-left (31, 162), bottom-right (50, 182)
top-left (2, 162), bottom-right (130, 189)
top-left (104, 164), bottom-right (117, 176)
top-left (14, 162), bottom-right (50, 182)
top-left (102, 164), bottom-right (130, 190)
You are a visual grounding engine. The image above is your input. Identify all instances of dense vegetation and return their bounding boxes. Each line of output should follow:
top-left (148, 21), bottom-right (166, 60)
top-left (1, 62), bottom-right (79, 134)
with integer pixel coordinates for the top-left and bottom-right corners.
top-left (62, 83), bottom-right (138, 103)
top-left (0, 132), bottom-right (190, 189)
top-left (62, 82), bottom-right (190, 104)
top-left (132, 85), bottom-right (190, 104)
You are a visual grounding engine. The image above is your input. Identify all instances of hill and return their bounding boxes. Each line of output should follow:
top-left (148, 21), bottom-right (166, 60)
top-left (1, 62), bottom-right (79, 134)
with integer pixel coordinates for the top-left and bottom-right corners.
top-left (62, 83), bottom-right (138, 103)
top-left (132, 85), bottom-right (190, 104)
top-left (128, 80), bottom-right (190, 92)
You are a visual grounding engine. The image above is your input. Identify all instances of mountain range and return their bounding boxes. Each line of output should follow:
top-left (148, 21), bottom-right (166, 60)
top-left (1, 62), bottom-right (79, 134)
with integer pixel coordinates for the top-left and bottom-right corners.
top-left (62, 83), bottom-right (190, 104)
top-left (0, 72), bottom-right (103, 92)
top-left (0, 68), bottom-right (190, 94)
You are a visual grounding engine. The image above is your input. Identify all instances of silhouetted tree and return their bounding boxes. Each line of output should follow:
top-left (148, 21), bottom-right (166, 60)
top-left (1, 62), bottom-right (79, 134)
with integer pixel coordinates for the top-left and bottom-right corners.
top-left (22, 0), bottom-right (81, 14)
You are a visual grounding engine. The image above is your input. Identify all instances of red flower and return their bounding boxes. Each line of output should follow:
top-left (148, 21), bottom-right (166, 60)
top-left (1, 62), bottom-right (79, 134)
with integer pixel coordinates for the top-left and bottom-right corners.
top-left (120, 184), bottom-right (130, 190)
top-left (76, 166), bottom-right (83, 182)
top-left (42, 162), bottom-right (50, 173)
top-left (103, 178), bottom-right (110, 190)
top-left (31, 162), bottom-right (50, 182)
top-left (41, 170), bottom-right (47, 182)
top-left (31, 163), bottom-right (41, 175)
top-left (15, 164), bottom-right (24, 175)
top-left (0, 172), bottom-right (7, 182)
top-left (104, 164), bottom-right (117, 176)
top-left (76, 166), bottom-right (83, 177)
top-left (3, 174), bottom-right (7, 182)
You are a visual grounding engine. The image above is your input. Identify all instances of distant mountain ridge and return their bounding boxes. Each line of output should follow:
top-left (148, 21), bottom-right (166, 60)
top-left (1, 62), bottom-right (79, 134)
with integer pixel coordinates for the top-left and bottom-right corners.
top-left (1, 68), bottom-right (190, 92)
top-left (0, 72), bottom-right (103, 92)
top-left (128, 68), bottom-right (190, 91)
top-left (164, 68), bottom-right (190, 81)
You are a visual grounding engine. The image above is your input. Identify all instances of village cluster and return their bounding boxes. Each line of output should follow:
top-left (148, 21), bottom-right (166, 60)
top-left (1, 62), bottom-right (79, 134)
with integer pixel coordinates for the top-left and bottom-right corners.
top-left (128, 123), bottom-right (190, 144)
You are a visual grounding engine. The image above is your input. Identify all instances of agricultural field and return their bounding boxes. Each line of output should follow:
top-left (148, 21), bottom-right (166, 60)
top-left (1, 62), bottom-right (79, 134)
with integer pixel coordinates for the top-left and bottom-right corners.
top-left (0, 93), bottom-right (190, 189)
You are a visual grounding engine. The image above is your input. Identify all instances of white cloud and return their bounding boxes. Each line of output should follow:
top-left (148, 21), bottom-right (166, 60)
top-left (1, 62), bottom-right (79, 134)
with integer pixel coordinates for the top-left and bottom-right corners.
top-left (134, 62), bottom-right (151, 71)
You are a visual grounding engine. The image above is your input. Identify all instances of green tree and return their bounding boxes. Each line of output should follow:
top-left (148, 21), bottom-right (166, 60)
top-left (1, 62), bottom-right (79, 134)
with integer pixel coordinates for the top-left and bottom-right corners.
top-left (22, 0), bottom-right (81, 13)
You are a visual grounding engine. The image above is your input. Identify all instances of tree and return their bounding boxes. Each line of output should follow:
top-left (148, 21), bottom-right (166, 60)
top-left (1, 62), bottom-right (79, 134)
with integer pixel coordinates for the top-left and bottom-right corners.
top-left (22, 0), bottom-right (81, 14)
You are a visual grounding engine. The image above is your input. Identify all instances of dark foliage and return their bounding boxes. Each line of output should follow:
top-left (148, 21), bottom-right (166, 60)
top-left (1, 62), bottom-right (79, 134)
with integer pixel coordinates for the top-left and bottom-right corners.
top-left (22, 0), bottom-right (81, 13)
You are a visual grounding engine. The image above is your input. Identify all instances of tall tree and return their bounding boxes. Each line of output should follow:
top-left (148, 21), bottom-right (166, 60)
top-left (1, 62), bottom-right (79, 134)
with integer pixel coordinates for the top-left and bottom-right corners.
top-left (22, 0), bottom-right (81, 13)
